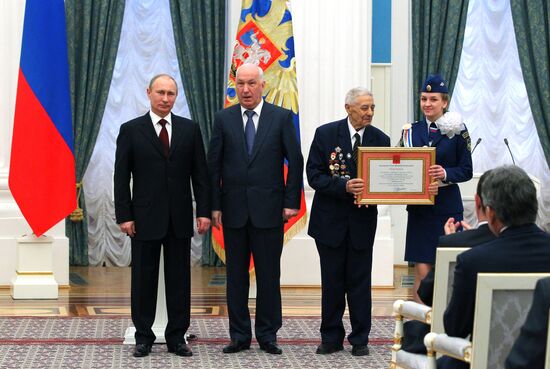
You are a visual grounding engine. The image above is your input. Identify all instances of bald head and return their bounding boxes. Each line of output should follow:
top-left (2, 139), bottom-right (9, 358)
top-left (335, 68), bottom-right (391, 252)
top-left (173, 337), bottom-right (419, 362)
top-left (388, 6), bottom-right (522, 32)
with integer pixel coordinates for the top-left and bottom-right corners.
top-left (235, 63), bottom-right (265, 110)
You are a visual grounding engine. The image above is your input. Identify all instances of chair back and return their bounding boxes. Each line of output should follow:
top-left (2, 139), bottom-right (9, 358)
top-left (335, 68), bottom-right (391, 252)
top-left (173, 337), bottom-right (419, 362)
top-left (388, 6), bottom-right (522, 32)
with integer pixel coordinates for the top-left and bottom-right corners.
top-left (472, 273), bottom-right (550, 369)
top-left (431, 247), bottom-right (469, 333)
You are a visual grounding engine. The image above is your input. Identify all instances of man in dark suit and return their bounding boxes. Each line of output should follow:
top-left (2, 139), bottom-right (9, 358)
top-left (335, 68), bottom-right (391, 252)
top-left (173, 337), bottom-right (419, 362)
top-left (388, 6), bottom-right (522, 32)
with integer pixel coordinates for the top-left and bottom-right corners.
top-left (417, 169), bottom-right (497, 306)
top-left (506, 276), bottom-right (550, 369)
top-left (114, 74), bottom-right (211, 358)
top-left (439, 165), bottom-right (550, 369)
top-left (207, 63), bottom-right (303, 355)
top-left (306, 87), bottom-right (390, 356)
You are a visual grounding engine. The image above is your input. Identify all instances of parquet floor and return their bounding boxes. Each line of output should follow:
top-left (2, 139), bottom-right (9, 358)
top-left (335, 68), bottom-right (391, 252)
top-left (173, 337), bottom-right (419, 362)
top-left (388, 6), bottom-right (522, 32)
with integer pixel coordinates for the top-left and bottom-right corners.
top-left (0, 265), bottom-right (413, 317)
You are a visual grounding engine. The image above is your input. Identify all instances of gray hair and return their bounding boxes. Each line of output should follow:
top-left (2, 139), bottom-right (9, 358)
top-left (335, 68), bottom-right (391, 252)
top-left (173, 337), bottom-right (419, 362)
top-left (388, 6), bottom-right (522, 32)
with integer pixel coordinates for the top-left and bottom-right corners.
top-left (345, 87), bottom-right (373, 105)
top-left (236, 63), bottom-right (264, 81)
top-left (149, 74), bottom-right (178, 92)
top-left (476, 168), bottom-right (492, 202)
top-left (481, 165), bottom-right (537, 226)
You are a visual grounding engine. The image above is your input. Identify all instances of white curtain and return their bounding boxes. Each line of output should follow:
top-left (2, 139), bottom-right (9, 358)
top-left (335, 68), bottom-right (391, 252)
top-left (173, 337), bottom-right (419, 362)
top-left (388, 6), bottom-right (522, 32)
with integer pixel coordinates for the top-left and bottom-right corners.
top-left (451, 0), bottom-right (550, 230)
top-left (83, 0), bottom-right (202, 266)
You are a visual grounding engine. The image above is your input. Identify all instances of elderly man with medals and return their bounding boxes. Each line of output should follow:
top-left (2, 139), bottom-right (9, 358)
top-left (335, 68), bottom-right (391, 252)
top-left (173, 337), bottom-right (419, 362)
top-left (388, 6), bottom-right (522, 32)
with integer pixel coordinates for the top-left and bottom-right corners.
top-left (306, 87), bottom-right (391, 356)
top-left (399, 74), bottom-right (473, 303)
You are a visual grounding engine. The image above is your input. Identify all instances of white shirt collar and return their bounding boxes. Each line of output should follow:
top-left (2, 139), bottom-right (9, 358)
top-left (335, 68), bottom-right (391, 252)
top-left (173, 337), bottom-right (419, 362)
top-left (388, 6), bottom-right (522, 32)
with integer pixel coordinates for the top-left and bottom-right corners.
top-left (347, 118), bottom-right (365, 141)
top-left (150, 111), bottom-right (172, 125)
top-left (240, 99), bottom-right (264, 117)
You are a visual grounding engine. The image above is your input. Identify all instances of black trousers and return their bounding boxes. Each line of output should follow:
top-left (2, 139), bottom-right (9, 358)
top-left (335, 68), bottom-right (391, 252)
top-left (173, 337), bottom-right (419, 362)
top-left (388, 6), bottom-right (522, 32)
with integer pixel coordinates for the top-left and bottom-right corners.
top-left (130, 224), bottom-right (190, 346)
top-left (316, 233), bottom-right (373, 346)
top-left (224, 221), bottom-right (284, 343)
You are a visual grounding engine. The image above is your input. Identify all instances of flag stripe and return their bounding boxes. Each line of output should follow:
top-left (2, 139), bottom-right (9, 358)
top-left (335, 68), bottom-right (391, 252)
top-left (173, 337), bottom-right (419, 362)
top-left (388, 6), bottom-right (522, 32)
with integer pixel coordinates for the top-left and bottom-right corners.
top-left (19, 0), bottom-right (73, 152)
top-left (9, 71), bottom-right (76, 236)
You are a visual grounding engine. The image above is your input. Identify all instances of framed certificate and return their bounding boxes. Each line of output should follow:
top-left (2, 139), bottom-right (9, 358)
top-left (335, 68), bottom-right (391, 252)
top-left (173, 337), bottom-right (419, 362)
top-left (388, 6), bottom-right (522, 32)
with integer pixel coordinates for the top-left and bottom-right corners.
top-left (356, 147), bottom-right (436, 205)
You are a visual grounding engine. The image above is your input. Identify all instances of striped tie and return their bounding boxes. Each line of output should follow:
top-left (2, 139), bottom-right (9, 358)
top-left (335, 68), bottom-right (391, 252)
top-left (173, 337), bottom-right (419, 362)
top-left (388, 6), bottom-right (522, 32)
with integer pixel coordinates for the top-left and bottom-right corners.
top-left (352, 132), bottom-right (360, 164)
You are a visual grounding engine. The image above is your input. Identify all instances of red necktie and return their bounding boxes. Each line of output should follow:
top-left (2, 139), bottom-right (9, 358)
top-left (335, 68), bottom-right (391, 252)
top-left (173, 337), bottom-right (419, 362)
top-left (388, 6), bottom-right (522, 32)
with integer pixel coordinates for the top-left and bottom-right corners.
top-left (158, 119), bottom-right (169, 157)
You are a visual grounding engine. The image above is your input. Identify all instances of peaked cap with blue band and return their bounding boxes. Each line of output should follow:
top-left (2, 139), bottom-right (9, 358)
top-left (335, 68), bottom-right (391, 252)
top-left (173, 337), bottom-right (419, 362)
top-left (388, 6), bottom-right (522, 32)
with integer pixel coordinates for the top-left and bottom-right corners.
top-left (421, 74), bottom-right (448, 93)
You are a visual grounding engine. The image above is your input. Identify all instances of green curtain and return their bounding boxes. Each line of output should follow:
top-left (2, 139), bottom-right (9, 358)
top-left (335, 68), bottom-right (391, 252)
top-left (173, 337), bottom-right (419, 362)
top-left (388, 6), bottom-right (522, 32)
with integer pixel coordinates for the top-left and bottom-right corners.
top-left (510, 0), bottom-right (550, 167)
top-left (412, 0), bottom-right (470, 120)
top-left (169, 0), bottom-right (226, 266)
top-left (65, 0), bottom-right (125, 265)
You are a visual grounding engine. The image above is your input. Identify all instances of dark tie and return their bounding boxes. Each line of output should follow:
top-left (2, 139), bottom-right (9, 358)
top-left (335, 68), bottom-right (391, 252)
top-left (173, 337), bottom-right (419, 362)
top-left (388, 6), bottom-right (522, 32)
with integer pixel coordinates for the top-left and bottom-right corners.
top-left (158, 119), bottom-right (169, 157)
top-left (244, 110), bottom-right (256, 155)
top-left (429, 121), bottom-right (438, 146)
top-left (352, 132), bottom-right (360, 164)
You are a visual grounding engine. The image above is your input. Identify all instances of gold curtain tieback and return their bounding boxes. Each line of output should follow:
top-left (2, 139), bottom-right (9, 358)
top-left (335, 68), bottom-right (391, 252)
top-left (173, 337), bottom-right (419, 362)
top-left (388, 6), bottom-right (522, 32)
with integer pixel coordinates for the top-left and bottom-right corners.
top-left (69, 182), bottom-right (84, 222)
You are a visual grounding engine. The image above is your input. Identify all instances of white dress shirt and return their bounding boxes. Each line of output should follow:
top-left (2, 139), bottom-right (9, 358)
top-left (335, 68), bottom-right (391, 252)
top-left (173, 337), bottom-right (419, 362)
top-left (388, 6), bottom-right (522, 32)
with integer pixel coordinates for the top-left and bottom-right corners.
top-left (149, 111), bottom-right (172, 143)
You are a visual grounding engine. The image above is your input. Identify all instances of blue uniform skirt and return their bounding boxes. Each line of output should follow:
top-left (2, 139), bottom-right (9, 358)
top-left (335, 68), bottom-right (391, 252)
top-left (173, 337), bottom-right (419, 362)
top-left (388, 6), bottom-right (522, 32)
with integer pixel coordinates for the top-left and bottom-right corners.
top-left (404, 211), bottom-right (462, 264)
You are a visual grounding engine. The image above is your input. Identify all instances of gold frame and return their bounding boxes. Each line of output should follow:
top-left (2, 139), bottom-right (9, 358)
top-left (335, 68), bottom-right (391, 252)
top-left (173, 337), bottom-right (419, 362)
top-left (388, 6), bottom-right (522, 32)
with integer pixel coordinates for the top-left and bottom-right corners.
top-left (356, 147), bottom-right (436, 205)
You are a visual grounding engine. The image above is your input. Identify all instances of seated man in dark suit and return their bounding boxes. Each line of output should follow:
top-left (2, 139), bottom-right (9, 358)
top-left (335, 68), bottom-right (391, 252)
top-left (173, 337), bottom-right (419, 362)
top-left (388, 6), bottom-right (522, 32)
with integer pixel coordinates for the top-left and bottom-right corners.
top-left (505, 276), bottom-right (550, 369)
top-left (402, 169), bottom-right (497, 353)
top-left (439, 165), bottom-right (550, 369)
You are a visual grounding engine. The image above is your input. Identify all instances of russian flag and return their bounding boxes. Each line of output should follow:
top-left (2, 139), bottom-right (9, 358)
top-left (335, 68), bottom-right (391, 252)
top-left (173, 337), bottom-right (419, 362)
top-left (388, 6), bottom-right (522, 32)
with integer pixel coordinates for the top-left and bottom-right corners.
top-left (9, 0), bottom-right (76, 237)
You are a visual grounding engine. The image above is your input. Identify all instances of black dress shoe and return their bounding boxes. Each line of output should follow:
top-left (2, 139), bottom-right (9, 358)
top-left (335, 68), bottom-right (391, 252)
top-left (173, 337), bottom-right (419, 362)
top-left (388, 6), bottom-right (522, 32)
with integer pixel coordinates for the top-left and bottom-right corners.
top-left (167, 342), bottom-right (193, 357)
top-left (222, 340), bottom-right (251, 353)
top-left (315, 343), bottom-right (344, 355)
top-left (259, 341), bottom-right (282, 355)
top-left (351, 344), bottom-right (370, 356)
top-left (133, 343), bottom-right (152, 357)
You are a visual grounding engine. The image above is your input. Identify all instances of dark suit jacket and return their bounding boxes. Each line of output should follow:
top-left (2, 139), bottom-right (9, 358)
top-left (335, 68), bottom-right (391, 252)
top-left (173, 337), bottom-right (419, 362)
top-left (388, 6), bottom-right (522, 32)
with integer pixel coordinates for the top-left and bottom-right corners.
top-left (505, 276), bottom-right (550, 369)
top-left (404, 119), bottom-right (472, 216)
top-left (307, 118), bottom-right (390, 249)
top-left (439, 224), bottom-right (550, 369)
top-left (418, 223), bottom-right (496, 306)
top-left (114, 112), bottom-right (210, 240)
top-left (207, 102), bottom-right (303, 228)
top-left (444, 223), bottom-right (550, 339)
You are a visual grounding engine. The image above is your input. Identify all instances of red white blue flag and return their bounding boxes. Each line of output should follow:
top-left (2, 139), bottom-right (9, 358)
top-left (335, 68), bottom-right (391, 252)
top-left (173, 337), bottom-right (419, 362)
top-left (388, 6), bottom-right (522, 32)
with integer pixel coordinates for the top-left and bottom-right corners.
top-left (9, 0), bottom-right (76, 236)
top-left (213, 0), bottom-right (307, 266)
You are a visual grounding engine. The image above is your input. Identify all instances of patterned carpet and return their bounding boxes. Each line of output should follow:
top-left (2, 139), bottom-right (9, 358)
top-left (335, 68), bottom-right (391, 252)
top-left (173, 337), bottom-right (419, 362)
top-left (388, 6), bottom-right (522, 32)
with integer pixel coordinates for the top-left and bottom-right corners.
top-left (0, 316), bottom-right (393, 368)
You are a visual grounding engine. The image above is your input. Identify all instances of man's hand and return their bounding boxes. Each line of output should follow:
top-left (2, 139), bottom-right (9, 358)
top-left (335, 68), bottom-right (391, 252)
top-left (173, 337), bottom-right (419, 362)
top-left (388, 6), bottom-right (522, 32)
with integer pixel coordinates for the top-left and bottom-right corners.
top-left (196, 217), bottom-right (211, 234)
top-left (212, 211), bottom-right (222, 229)
top-left (120, 221), bottom-right (136, 237)
top-left (428, 164), bottom-right (446, 181)
top-left (346, 178), bottom-right (364, 196)
top-left (283, 208), bottom-right (299, 221)
top-left (444, 217), bottom-right (461, 235)
top-left (428, 181), bottom-right (439, 195)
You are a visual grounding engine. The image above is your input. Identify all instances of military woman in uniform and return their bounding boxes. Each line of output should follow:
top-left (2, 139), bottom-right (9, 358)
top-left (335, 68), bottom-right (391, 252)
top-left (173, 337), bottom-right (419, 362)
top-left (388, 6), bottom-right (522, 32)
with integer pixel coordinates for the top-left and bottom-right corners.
top-left (399, 74), bottom-right (473, 302)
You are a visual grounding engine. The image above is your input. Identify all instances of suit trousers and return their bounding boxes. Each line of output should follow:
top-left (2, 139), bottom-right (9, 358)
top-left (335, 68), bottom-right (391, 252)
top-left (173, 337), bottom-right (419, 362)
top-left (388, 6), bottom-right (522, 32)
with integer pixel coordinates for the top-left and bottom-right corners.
top-left (316, 233), bottom-right (373, 346)
top-left (130, 223), bottom-right (191, 346)
top-left (224, 221), bottom-right (284, 343)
